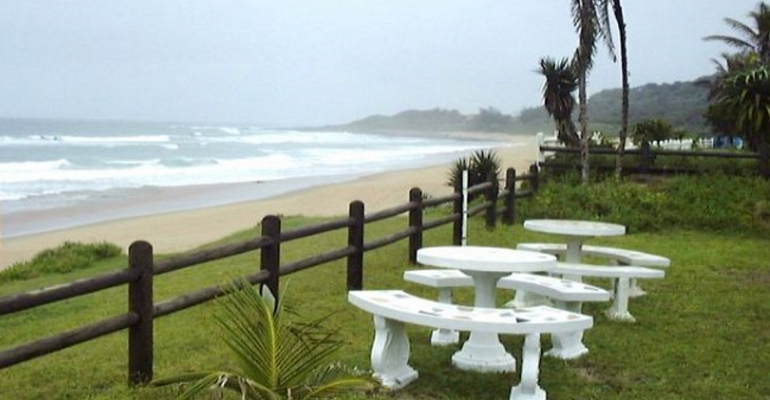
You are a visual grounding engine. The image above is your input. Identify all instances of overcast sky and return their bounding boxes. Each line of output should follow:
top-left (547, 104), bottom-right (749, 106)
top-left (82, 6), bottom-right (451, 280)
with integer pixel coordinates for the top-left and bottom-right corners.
top-left (0, 1), bottom-right (762, 126)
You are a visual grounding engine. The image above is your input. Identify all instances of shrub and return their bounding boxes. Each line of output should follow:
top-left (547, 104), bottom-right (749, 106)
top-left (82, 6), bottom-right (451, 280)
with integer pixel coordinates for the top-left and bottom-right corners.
top-left (518, 173), bottom-right (770, 234)
top-left (0, 241), bottom-right (123, 283)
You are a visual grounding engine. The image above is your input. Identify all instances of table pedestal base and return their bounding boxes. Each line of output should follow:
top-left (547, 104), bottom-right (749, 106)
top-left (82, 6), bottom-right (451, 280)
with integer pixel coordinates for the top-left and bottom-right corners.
top-left (430, 328), bottom-right (460, 346)
top-left (451, 331), bottom-right (516, 373)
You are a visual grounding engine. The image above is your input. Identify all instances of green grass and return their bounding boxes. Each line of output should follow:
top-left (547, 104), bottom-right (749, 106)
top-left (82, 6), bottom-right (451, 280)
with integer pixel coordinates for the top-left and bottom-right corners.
top-left (0, 241), bottom-right (123, 283)
top-left (1, 214), bottom-right (769, 400)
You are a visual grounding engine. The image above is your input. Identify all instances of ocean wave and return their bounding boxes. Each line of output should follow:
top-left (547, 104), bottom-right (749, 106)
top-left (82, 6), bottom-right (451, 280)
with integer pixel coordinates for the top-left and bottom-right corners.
top-left (0, 159), bottom-right (71, 173)
top-left (1, 123), bottom-right (515, 207)
top-left (206, 130), bottom-right (393, 146)
top-left (57, 134), bottom-right (172, 143)
top-left (0, 134), bottom-right (174, 146)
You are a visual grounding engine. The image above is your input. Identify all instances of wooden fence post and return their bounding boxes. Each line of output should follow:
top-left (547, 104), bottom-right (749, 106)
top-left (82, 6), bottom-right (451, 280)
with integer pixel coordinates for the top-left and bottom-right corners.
top-left (128, 240), bottom-right (154, 386)
top-left (529, 164), bottom-right (540, 193)
top-left (452, 176), bottom-right (463, 245)
top-left (347, 201), bottom-right (365, 290)
top-left (261, 215), bottom-right (281, 300)
top-left (502, 168), bottom-right (516, 225)
top-left (484, 172), bottom-right (498, 229)
top-left (408, 188), bottom-right (423, 263)
top-left (640, 141), bottom-right (652, 173)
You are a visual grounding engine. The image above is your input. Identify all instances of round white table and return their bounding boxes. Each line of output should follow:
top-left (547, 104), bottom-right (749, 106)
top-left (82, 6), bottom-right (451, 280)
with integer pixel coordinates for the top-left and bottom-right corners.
top-left (523, 219), bottom-right (626, 263)
top-left (416, 246), bottom-right (556, 373)
top-left (522, 219), bottom-right (625, 359)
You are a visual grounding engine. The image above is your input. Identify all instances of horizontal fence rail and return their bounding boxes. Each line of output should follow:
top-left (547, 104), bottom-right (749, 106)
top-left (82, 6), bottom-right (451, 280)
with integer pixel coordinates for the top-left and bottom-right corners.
top-left (539, 144), bottom-right (763, 176)
top-left (0, 165), bottom-right (539, 386)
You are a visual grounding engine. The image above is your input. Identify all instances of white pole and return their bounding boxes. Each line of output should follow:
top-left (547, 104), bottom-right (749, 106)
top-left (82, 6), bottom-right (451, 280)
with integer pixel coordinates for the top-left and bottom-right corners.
top-left (462, 169), bottom-right (468, 246)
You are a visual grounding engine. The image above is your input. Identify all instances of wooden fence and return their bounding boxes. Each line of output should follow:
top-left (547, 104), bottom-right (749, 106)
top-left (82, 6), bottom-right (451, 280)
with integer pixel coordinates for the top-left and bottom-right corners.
top-left (539, 144), bottom-right (761, 176)
top-left (0, 165), bottom-right (539, 385)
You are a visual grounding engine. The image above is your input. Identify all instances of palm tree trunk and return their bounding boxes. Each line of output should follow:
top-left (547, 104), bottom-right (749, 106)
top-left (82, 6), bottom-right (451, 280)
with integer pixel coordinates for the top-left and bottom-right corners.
top-left (579, 72), bottom-right (590, 183)
top-left (612, 0), bottom-right (629, 180)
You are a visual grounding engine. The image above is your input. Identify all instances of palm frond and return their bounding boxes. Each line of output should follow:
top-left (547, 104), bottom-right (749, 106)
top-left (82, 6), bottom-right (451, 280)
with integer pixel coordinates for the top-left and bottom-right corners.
top-left (704, 34), bottom-right (755, 51)
top-left (153, 279), bottom-right (376, 400)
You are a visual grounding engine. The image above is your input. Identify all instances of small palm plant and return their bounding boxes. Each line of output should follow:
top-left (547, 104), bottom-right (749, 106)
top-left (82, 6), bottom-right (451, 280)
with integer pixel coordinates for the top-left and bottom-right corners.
top-left (447, 150), bottom-right (502, 200)
top-left (153, 281), bottom-right (377, 400)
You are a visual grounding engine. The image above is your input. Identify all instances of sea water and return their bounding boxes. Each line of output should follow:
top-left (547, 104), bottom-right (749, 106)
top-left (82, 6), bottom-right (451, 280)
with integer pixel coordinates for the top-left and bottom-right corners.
top-left (0, 118), bottom-right (512, 236)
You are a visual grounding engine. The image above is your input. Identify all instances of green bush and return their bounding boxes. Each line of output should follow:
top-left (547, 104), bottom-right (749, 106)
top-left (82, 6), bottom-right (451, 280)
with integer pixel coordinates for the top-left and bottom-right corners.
top-left (0, 241), bottom-right (123, 283)
top-left (518, 173), bottom-right (770, 234)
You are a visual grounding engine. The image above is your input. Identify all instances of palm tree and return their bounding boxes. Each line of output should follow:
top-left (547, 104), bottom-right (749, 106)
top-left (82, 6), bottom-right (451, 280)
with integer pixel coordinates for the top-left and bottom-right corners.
top-left (537, 57), bottom-right (581, 147)
top-left (611, 0), bottom-right (630, 180)
top-left (447, 149), bottom-right (502, 200)
top-left (153, 281), bottom-right (377, 400)
top-left (571, 0), bottom-right (614, 183)
top-left (704, 2), bottom-right (770, 64)
top-left (702, 52), bottom-right (760, 147)
top-left (703, 3), bottom-right (770, 177)
top-left (710, 67), bottom-right (770, 177)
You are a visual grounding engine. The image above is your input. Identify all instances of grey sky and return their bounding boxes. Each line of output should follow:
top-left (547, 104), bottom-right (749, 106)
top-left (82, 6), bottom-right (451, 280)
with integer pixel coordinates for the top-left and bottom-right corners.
top-left (0, 1), bottom-right (761, 126)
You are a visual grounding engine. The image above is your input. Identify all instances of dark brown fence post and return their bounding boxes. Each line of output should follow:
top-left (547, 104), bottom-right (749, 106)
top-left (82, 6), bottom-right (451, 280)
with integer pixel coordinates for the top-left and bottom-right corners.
top-left (347, 201), bottom-right (365, 290)
top-left (484, 172), bottom-right (498, 229)
top-left (261, 215), bottom-right (281, 299)
top-left (640, 141), bottom-right (652, 173)
top-left (452, 175), bottom-right (463, 245)
top-left (529, 163), bottom-right (539, 193)
top-left (502, 168), bottom-right (516, 225)
top-left (128, 240), bottom-right (154, 386)
top-left (408, 188), bottom-right (423, 263)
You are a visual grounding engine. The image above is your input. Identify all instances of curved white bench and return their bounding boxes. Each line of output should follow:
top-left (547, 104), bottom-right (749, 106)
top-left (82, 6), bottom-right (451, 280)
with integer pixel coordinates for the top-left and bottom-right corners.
top-left (516, 243), bottom-right (670, 267)
top-left (349, 290), bottom-right (593, 400)
top-left (403, 269), bottom-right (610, 304)
top-left (404, 269), bottom-right (608, 359)
top-left (516, 242), bottom-right (670, 297)
top-left (551, 262), bottom-right (665, 322)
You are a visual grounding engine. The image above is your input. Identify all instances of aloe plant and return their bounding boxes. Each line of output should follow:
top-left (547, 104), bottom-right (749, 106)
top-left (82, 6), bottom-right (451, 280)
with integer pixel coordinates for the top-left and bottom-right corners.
top-left (153, 281), bottom-right (377, 400)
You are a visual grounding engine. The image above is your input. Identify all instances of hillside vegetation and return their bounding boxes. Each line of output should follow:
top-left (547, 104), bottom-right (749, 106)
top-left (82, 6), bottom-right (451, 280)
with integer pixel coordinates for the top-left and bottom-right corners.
top-left (325, 80), bottom-right (711, 136)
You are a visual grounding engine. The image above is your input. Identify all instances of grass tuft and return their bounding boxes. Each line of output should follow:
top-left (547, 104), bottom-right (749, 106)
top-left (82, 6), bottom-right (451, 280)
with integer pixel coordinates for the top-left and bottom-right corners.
top-left (0, 241), bottom-right (123, 283)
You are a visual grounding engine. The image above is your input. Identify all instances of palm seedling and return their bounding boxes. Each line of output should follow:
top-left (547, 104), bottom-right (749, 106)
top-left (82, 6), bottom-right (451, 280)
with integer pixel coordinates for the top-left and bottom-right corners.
top-left (153, 281), bottom-right (377, 400)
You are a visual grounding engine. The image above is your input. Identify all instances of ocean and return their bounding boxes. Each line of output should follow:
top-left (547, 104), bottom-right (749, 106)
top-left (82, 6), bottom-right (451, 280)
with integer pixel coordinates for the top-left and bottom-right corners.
top-left (0, 118), bottom-right (512, 237)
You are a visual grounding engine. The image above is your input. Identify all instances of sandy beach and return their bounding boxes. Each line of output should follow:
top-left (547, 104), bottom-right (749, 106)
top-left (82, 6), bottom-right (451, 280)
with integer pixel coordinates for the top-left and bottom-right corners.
top-left (0, 133), bottom-right (538, 270)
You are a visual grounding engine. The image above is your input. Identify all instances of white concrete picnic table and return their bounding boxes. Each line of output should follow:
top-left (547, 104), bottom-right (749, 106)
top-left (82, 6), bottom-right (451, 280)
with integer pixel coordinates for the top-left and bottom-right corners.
top-left (523, 219), bottom-right (626, 263)
top-left (416, 245), bottom-right (556, 373)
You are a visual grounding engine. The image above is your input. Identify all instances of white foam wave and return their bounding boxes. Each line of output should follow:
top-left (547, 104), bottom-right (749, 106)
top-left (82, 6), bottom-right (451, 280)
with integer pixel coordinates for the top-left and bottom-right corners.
top-left (57, 134), bottom-right (172, 143)
top-left (0, 134), bottom-right (173, 146)
top-left (208, 130), bottom-right (392, 146)
top-left (0, 125), bottom-right (516, 205)
top-left (0, 159), bottom-right (71, 175)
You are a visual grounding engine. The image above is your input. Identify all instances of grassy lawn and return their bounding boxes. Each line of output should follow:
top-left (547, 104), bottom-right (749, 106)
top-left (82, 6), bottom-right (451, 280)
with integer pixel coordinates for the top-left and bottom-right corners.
top-left (1, 214), bottom-right (769, 399)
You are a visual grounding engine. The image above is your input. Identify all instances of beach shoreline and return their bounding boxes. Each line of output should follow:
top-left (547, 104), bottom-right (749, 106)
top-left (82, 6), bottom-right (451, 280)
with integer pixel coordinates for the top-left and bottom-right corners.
top-left (0, 132), bottom-right (538, 270)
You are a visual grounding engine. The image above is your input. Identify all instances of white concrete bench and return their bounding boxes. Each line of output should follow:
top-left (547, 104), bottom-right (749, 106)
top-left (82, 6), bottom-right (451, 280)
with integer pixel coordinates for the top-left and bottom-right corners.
top-left (403, 269), bottom-right (609, 359)
top-left (550, 262), bottom-right (665, 322)
top-left (516, 242), bottom-right (670, 267)
top-left (349, 289), bottom-right (593, 400)
top-left (516, 242), bottom-right (670, 297)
